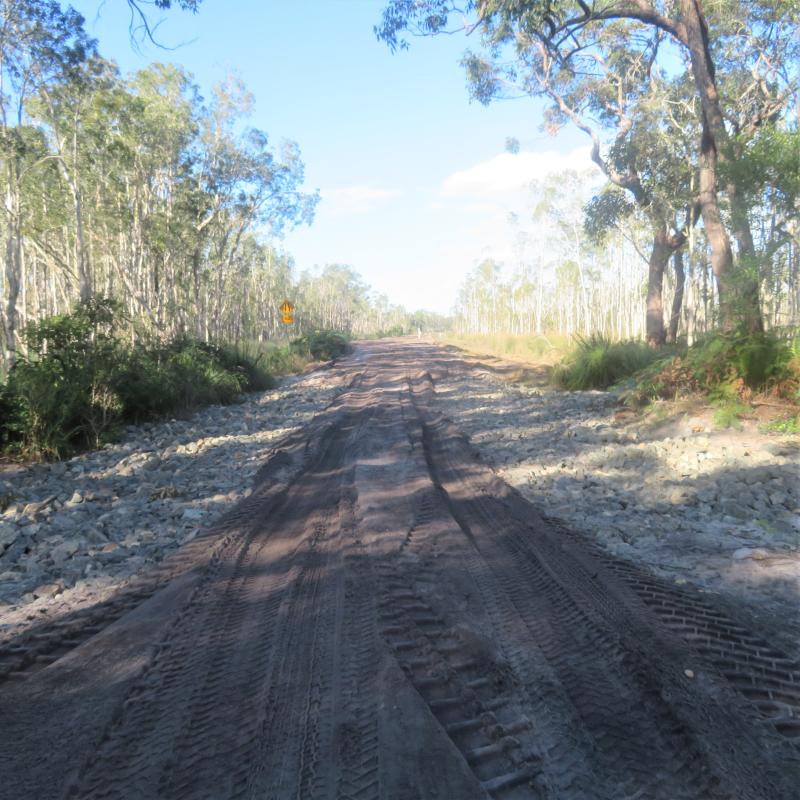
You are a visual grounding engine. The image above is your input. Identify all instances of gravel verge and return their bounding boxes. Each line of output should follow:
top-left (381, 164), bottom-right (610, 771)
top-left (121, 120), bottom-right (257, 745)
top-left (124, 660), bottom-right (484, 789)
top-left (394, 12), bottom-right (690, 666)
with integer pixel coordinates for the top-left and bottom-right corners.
top-left (436, 369), bottom-right (800, 651)
top-left (0, 368), bottom-right (341, 639)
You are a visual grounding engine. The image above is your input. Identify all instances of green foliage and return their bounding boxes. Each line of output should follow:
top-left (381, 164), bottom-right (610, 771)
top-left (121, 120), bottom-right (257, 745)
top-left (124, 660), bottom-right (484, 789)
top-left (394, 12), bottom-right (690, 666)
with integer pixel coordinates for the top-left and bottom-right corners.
top-left (112, 338), bottom-right (248, 421)
top-left (682, 330), bottom-right (793, 392)
top-left (5, 298), bottom-right (125, 457)
top-left (217, 342), bottom-right (275, 391)
top-left (584, 186), bottom-right (636, 243)
top-left (761, 414), bottom-right (800, 435)
top-left (620, 330), bottom-right (798, 405)
top-left (259, 343), bottom-right (306, 375)
top-left (552, 335), bottom-right (661, 390)
top-left (727, 125), bottom-right (800, 210)
top-left (712, 399), bottom-right (751, 429)
top-left (0, 300), bottom-right (285, 459)
top-left (291, 330), bottom-right (350, 361)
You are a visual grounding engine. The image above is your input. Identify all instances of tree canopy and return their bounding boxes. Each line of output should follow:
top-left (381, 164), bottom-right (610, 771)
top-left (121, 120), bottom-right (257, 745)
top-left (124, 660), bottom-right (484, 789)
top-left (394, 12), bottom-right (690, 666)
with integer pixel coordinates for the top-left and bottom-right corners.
top-left (377, 0), bottom-right (800, 338)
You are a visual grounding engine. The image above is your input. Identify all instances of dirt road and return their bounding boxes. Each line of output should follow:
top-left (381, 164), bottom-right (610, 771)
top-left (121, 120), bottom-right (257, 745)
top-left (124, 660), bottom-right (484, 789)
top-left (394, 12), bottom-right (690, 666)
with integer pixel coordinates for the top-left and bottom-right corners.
top-left (1, 341), bottom-right (798, 799)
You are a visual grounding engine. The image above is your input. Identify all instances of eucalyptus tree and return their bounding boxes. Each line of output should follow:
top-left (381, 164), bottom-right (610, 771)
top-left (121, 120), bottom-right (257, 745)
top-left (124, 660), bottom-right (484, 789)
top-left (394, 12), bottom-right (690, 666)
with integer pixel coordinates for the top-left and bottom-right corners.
top-left (30, 54), bottom-right (120, 304)
top-left (0, 0), bottom-right (93, 363)
top-left (183, 76), bottom-right (317, 340)
top-left (297, 264), bottom-right (370, 333)
top-left (377, 0), bottom-right (800, 333)
top-left (504, 28), bottom-right (699, 344)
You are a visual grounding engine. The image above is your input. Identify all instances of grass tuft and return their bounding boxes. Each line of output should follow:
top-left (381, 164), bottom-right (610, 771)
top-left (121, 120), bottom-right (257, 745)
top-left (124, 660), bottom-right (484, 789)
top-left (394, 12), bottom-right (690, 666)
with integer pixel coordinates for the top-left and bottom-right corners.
top-left (552, 335), bottom-right (661, 391)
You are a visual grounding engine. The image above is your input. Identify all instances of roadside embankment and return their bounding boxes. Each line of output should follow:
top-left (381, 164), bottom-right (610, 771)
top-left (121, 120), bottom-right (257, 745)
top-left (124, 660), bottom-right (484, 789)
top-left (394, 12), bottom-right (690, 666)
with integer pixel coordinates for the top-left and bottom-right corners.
top-left (0, 369), bottom-right (341, 639)
top-left (436, 367), bottom-right (800, 651)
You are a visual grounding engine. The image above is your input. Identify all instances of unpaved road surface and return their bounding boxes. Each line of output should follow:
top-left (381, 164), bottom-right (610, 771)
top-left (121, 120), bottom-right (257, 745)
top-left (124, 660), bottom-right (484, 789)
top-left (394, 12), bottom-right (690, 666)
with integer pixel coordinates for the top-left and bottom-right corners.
top-left (1, 341), bottom-right (799, 800)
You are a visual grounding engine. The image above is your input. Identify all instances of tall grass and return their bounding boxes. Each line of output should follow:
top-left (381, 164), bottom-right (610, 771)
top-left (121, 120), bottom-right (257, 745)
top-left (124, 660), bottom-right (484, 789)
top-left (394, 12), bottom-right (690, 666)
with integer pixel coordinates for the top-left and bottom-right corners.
top-left (552, 335), bottom-right (662, 390)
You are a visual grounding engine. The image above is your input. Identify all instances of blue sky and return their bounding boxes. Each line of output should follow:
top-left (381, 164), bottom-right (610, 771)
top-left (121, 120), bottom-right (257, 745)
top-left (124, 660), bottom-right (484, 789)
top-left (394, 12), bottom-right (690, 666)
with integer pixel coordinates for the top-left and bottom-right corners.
top-left (74, 0), bottom-right (593, 313)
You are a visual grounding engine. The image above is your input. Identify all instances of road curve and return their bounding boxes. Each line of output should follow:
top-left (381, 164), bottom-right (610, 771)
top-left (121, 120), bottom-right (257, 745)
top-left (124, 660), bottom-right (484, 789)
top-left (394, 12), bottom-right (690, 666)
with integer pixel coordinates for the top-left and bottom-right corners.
top-left (1, 340), bottom-right (798, 799)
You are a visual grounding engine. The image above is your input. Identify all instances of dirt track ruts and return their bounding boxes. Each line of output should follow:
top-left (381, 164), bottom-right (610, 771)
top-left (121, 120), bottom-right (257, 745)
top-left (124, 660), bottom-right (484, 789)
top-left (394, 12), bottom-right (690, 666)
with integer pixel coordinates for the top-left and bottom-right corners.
top-left (1, 340), bottom-right (798, 799)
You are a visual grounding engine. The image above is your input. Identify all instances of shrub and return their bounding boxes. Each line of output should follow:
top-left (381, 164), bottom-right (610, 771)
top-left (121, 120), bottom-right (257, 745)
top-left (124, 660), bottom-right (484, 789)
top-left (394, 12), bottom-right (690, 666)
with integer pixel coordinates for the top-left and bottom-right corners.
top-left (0, 378), bottom-right (24, 450)
top-left (687, 330), bottom-right (792, 391)
top-left (218, 342), bottom-right (274, 391)
top-left (5, 298), bottom-right (126, 457)
top-left (631, 330), bottom-right (796, 403)
top-left (552, 335), bottom-right (662, 390)
top-left (291, 330), bottom-right (349, 361)
top-left (113, 339), bottom-right (263, 421)
top-left (1, 300), bottom-right (287, 459)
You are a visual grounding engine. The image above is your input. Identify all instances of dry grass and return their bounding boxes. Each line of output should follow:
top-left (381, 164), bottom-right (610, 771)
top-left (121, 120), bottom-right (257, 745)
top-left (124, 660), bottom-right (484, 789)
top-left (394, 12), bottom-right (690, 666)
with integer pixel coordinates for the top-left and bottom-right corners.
top-left (435, 332), bottom-right (570, 366)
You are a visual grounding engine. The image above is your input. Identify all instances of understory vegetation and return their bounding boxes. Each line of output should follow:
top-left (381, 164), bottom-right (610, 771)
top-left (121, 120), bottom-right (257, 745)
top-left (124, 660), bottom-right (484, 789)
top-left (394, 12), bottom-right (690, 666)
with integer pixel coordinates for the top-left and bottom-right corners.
top-left (552, 336), bottom-right (664, 391)
top-left (290, 330), bottom-right (350, 362)
top-left (0, 300), bottom-right (348, 460)
top-left (552, 329), bottom-right (800, 429)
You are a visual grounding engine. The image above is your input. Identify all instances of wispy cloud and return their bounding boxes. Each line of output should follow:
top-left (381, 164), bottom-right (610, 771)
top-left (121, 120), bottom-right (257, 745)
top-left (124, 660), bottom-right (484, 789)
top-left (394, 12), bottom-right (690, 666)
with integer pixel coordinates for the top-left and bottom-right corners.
top-left (322, 185), bottom-right (401, 214)
top-left (440, 146), bottom-right (596, 198)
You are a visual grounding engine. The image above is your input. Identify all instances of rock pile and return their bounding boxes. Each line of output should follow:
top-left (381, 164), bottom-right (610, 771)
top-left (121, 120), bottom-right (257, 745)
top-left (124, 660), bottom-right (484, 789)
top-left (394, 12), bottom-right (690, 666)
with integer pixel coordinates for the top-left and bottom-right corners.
top-left (437, 371), bottom-right (800, 642)
top-left (0, 369), bottom-right (340, 630)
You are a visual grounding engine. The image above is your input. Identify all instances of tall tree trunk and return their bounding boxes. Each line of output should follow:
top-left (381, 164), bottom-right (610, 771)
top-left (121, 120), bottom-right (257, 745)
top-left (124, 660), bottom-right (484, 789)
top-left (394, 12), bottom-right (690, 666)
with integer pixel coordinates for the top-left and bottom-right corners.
top-left (680, 0), bottom-right (763, 332)
top-left (667, 249), bottom-right (686, 344)
top-left (696, 118), bottom-right (738, 328)
top-left (646, 223), bottom-right (670, 346)
top-left (726, 178), bottom-right (764, 333)
top-left (192, 246), bottom-right (203, 339)
top-left (3, 172), bottom-right (22, 366)
top-left (74, 185), bottom-right (90, 302)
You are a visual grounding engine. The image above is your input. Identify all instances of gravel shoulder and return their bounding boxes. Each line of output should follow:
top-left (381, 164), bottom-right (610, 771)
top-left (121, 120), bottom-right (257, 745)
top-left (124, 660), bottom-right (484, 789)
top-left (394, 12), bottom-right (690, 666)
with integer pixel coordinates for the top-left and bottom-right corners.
top-left (0, 367), bottom-right (342, 641)
top-left (436, 363), bottom-right (800, 655)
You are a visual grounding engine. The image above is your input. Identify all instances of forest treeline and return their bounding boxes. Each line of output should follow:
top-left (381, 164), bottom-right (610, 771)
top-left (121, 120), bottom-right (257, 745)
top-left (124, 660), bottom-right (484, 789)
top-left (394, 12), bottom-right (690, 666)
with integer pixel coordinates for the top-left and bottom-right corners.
top-left (3, 0), bottom-right (800, 385)
top-left (0, 1), bottom-right (436, 375)
top-left (451, 166), bottom-right (798, 344)
top-left (380, 0), bottom-right (800, 347)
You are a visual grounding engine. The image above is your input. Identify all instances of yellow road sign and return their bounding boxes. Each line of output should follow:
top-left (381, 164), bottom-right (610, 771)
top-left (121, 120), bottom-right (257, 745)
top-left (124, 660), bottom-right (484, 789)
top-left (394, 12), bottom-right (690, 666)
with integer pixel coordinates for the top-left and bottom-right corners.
top-left (280, 300), bottom-right (294, 315)
top-left (282, 313), bottom-right (294, 325)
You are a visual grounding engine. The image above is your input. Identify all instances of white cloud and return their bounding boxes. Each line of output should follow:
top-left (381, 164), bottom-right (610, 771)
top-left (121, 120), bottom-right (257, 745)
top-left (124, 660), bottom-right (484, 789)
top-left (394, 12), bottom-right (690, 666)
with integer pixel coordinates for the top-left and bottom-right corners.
top-left (440, 146), bottom-right (596, 198)
top-left (322, 185), bottom-right (400, 214)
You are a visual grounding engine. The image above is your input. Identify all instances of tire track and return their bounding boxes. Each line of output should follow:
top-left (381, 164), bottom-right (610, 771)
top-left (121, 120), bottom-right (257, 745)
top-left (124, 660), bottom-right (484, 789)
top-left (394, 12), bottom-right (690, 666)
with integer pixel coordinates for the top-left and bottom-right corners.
top-left (3, 342), bottom-right (799, 800)
top-left (62, 380), bottom-right (370, 800)
top-left (593, 552), bottom-right (800, 740)
top-left (397, 384), bottom-right (603, 800)
top-left (377, 557), bottom-right (544, 799)
top-left (409, 366), bottom-right (798, 799)
top-left (336, 522), bottom-right (381, 800)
